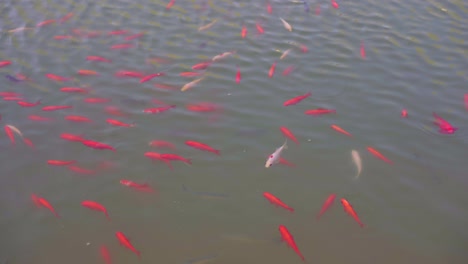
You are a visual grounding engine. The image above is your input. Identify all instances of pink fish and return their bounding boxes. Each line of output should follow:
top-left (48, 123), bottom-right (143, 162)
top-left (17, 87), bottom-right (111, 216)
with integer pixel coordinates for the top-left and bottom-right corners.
top-left (433, 112), bottom-right (457, 134)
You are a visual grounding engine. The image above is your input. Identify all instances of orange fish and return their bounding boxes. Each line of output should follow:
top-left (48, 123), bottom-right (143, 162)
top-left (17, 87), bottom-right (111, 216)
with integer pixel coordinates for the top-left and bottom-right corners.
top-left (331, 124), bottom-right (352, 137)
top-left (60, 133), bottom-right (85, 142)
top-left (317, 193), bottom-right (336, 220)
top-left (280, 126), bottom-right (298, 144)
top-left (59, 12), bottom-right (74, 23)
top-left (78, 69), bottom-right (99, 76)
top-left (144, 152), bottom-right (174, 170)
top-left (120, 179), bottom-right (154, 193)
top-left (192, 61), bottom-right (212, 70)
top-left (166, 0), bottom-right (175, 9)
top-left (45, 73), bottom-right (71, 82)
top-left (179, 72), bottom-right (203, 77)
top-left (236, 65), bottom-right (241, 83)
top-left (241, 24), bottom-right (247, 38)
top-left (86, 56), bottom-right (112, 63)
top-left (149, 140), bottom-right (176, 149)
top-left (32, 194), bottom-right (60, 218)
top-left (140, 72), bottom-right (165, 83)
top-left (263, 192), bottom-right (294, 212)
top-left (186, 102), bottom-right (221, 112)
top-left (47, 160), bottom-right (76, 166)
top-left (28, 115), bottom-right (54, 122)
top-left (81, 200), bottom-right (111, 221)
top-left (23, 137), bottom-right (34, 149)
top-left (36, 19), bottom-right (56, 27)
top-left (340, 198), bottom-right (364, 227)
top-left (283, 92), bottom-right (311, 106)
top-left (106, 118), bottom-right (134, 127)
top-left (116, 231), bottom-right (141, 258)
top-left (115, 70), bottom-right (145, 78)
top-left (268, 61), bottom-right (276, 78)
top-left (82, 140), bottom-right (116, 152)
top-left (65, 115), bottom-right (92, 122)
top-left (100, 245), bottom-right (112, 264)
top-left (185, 140), bottom-right (220, 155)
top-left (279, 225), bottom-right (305, 261)
top-left (161, 153), bottom-right (192, 165)
top-left (42, 105), bottom-right (72, 111)
top-left (367, 146), bottom-right (393, 164)
top-left (304, 108), bottom-right (336, 115)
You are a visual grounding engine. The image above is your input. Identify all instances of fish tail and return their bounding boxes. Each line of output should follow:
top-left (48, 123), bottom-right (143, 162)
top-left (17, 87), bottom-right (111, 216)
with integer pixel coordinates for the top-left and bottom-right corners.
top-left (214, 149), bottom-right (221, 155)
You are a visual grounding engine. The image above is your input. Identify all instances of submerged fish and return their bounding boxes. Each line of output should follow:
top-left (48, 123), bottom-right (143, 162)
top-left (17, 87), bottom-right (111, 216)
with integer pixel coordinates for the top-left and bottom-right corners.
top-left (265, 140), bottom-right (288, 168)
top-left (351, 150), bottom-right (362, 179)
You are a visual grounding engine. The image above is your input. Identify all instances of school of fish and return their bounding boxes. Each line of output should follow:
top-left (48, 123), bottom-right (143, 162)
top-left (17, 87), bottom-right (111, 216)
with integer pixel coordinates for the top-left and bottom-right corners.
top-left (1, 0), bottom-right (466, 263)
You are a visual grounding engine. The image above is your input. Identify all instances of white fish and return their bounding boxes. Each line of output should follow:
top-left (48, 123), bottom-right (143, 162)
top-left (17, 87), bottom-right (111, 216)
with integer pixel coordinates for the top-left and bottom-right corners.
top-left (265, 140), bottom-right (288, 168)
top-left (5, 124), bottom-right (23, 138)
top-left (279, 17), bottom-right (292, 32)
top-left (212, 50), bottom-right (236, 62)
top-left (198, 18), bottom-right (218, 32)
top-left (280, 49), bottom-right (292, 60)
top-left (351, 150), bottom-right (362, 178)
top-left (181, 77), bottom-right (205, 92)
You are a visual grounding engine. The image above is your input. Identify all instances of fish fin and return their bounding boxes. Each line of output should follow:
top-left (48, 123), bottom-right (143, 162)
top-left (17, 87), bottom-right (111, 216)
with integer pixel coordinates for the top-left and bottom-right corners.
top-left (283, 139), bottom-right (288, 149)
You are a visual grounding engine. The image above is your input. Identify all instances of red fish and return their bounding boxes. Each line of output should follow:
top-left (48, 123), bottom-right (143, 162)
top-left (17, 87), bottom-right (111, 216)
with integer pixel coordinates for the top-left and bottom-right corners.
top-left (280, 126), bottom-right (298, 144)
top-left (99, 245), bottom-right (112, 264)
top-left (60, 87), bottom-right (90, 93)
top-left (125, 33), bottom-right (145, 41)
top-left (179, 72), bottom-right (203, 77)
top-left (32, 194), bottom-right (60, 218)
top-left (166, 0), bottom-right (175, 10)
top-left (367, 146), bottom-right (393, 164)
top-left (45, 73), bottom-right (71, 82)
top-left (86, 56), bottom-right (112, 63)
top-left (42, 105), bottom-right (73, 111)
top-left (283, 92), bottom-right (311, 106)
top-left (65, 115), bottom-right (92, 122)
top-left (464, 94), bottom-right (468, 111)
top-left (105, 106), bottom-right (127, 116)
top-left (317, 193), bottom-right (336, 220)
top-left (120, 179), bottom-right (154, 193)
top-left (278, 225), bottom-right (305, 261)
top-left (241, 24), bottom-right (247, 38)
top-left (28, 115), bottom-right (54, 121)
top-left (282, 65), bottom-right (295, 76)
top-left (160, 153), bottom-right (192, 165)
top-left (360, 41), bottom-right (366, 59)
top-left (78, 69), bottom-right (99, 76)
top-left (140, 73), bottom-right (165, 83)
top-left (340, 198), bottom-right (364, 227)
top-left (331, 124), bottom-right (352, 137)
top-left (36, 19), bottom-right (56, 27)
top-left (186, 102), bottom-right (221, 112)
top-left (433, 112), bottom-right (457, 134)
top-left (59, 12), bottom-right (74, 23)
top-left (185, 140), bottom-right (220, 155)
top-left (192, 61), bottom-right (211, 70)
top-left (111, 43), bottom-right (134, 49)
top-left (143, 105), bottom-right (176, 114)
top-left (106, 118), bottom-right (134, 127)
top-left (266, 0), bottom-right (272, 13)
top-left (81, 200), bottom-right (111, 221)
top-left (61, 133), bottom-right (85, 142)
top-left (47, 160), bottom-right (76, 166)
top-left (68, 165), bottom-right (95, 175)
top-left (84, 97), bottom-right (111, 104)
top-left (144, 152), bottom-right (174, 170)
top-left (256, 22), bottom-right (265, 34)
top-left (116, 231), bottom-right (141, 258)
top-left (17, 100), bottom-right (41, 107)
top-left (304, 108), bottom-right (336, 115)
top-left (149, 140), bottom-right (175, 149)
top-left (279, 157), bottom-right (295, 167)
top-left (108, 30), bottom-right (129, 35)
top-left (236, 65), bottom-right (241, 84)
top-left (0, 61), bottom-right (12, 68)
top-left (401, 109), bottom-right (408, 118)
top-left (82, 140), bottom-right (116, 152)
top-left (263, 192), bottom-right (294, 212)
top-left (331, 0), bottom-right (339, 9)
top-left (115, 70), bottom-right (145, 78)
top-left (4, 125), bottom-right (16, 145)
top-left (0, 91), bottom-right (20, 97)
top-left (23, 137), bottom-right (34, 149)
top-left (268, 62), bottom-right (276, 78)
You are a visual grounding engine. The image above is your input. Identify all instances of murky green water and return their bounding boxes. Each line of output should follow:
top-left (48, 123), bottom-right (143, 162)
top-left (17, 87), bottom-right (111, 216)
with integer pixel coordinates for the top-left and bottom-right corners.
top-left (0, 0), bottom-right (467, 263)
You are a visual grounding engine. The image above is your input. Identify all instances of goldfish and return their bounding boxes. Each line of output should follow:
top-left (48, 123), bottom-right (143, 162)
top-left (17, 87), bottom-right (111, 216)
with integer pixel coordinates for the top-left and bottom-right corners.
top-left (143, 105), bottom-right (176, 114)
top-left (108, 30), bottom-right (129, 35)
top-left (60, 133), bottom-right (86, 142)
top-left (192, 61), bottom-right (212, 70)
top-left (47, 160), bottom-right (76, 166)
top-left (144, 152), bottom-right (174, 170)
top-left (81, 200), bottom-right (111, 221)
top-left (105, 106), bottom-right (127, 116)
top-left (464, 94), bottom-right (468, 111)
top-left (149, 140), bottom-right (176, 149)
top-left (181, 77), bottom-right (205, 91)
top-left (351, 150), bottom-right (362, 178)
top-left (317, 193), bottom-right (336, 220)
top-left (78, 69), bottom-right (99, 76)
top-left (236, 65), bottom-right (241, 83)
top-left (179, 72), bottom-right (204, 77)
top-left (106, 118), bottom-right (134, 127)
top-left (28, 115), bottom-right (54, 121)
top-left (36, 19), bottom-right (56, 27)
top-left (115, 70), bottom-right (145, 78)
top-left (86, 56), bottom-right (112, 63)
top-left (340, 198), bottom-right (364, 227)
top-left (32, 194), bottom-right (60, 218)
top-left (7, 27), bottom-right (33, 33)
top-left (367, 146), bottom-right (392, 164)
top-left (17, 100), bottom-right (41, 107)
top-left (68, 165), bottom-right (96, 175)
top-left (45, 73), bottom-right (71, 82)
top-left (116, 231), bottom-right (141, 258)
top-left (84, 97), bottom-right (111, 104)
top-left (263, 192), bottom-right (294, 212)
top-left (280, 49), bottom-right (291, 60)
top-left (360, 41), bottom-right (366, 59)
top-left (401, 109), bottom-right (408, 117)
top-left (212, 51), bottom-right (236, 62)
top-left (125, 32), bottom-right (145, 41)
top-left (100, 245), bottom-right (112, 264)
top-left (265, 140), bottom-right (287, 168)
top-left (268, 62), bottom-right (276, 78)
top-left (23, 137), bottom-right (34, 149)
top-left (331, 124), bottom-right (352, 137)
top-left (65, 115), bottom-right (92, 122)
top-left (59, 12), bottom-right (74, 23)
top-left (282, 65), bottom-right (295, 76)
top-left (120, 179), bottom-right (152, 191)
top-left (278, 225), bottom-right (305, 261)
top-left (185, 140), bottom-right (220, 155)
top-left (161, 153), bottom-right (192, 165)
top-left (198, 18), bottom-right (218, 32)
top-left (283, 92), bottom-right (311, 106)
top-left (60, 87), bottom-right (90, 93)
top-left (186, 102), bottom-right (221, 112)
top-left (166, 0), bottom-right (175, 9)
top-left (304, 108), bottom-right (336, 115)
top-left (241, 24), bottom-right (247, 38)
top-left (280, 126), bottom-right (298, 144)
top-left (332, 0), bottom-right (339, 9)
top-left (140, 73), bottom-right (165, 83)
top-left (4, 125), bottom-right (17, 144)
top-left (433, 112), bottom-right (457, 134)
top-left (111, 43), bottom-right (134, 49)
top-left (82, 140), bottom-right (116, 152)
top-left (279, 17), bottom-right (292, 32)
top-left (256, 22), bottom-right (265, 34)
top-left (266, 0), bottom-right (272, 13)
top-left (0, 61), bottom-right (12, 68)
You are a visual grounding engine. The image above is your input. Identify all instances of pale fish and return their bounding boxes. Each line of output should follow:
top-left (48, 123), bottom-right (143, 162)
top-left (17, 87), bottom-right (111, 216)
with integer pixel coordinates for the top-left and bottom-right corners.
top-left (265, 140), bottom-right (288, 168)
top-left (211, 51), bottom-right (236, 62)
top-left (6, 124), bottom-right (23, 138)
top-left (280, 49), bottom-right (292, 60)
top-left (351, 150), bottom-right (362, 178)
top-left (198, 18), bottom-right (218, 32)
top-left (279, 17), bottom-right (292, 32)
top-left (181, 77), bottom-right (205, 91)
top-left (7, 27), bottom-right (34, 33)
